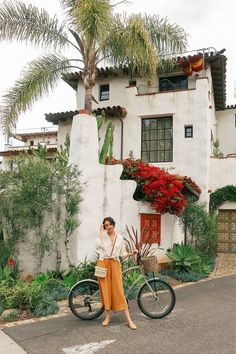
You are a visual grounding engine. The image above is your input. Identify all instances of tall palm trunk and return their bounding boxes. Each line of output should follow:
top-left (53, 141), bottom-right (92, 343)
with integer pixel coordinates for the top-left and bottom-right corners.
top-left (82, 68), bottom-right (96, 113)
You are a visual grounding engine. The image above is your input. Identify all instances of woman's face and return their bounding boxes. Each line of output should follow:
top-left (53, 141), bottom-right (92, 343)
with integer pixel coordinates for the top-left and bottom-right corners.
top-left (104, 221), bottom-right (115, 233)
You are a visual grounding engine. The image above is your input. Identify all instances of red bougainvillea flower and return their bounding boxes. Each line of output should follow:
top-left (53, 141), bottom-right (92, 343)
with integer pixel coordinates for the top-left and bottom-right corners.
top-left (8, 257), bottom-right (14, 268)
top-left (112, 158), bottom-right (186, 216)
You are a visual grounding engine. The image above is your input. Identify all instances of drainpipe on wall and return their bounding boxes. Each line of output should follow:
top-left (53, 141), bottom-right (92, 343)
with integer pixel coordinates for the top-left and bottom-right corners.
top-left (118, 117), bottom-right (124, 160)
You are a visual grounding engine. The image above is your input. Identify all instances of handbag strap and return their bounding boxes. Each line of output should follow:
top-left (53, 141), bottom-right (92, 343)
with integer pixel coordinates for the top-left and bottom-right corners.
top-left (109, 234), bottom-right (117, 257)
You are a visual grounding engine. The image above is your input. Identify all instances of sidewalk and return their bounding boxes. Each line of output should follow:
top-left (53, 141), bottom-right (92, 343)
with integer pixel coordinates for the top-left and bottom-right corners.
top-left (0, 330), bottom-right (27, 354)
top-left (214, 253), bottom-right (236, 276)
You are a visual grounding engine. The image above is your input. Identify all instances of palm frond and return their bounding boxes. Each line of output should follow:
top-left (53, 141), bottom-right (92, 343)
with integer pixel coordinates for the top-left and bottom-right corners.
top-left (60, 0), bottom-right (79, 26)
top-left (74, 0), bottom-right (113, 44)
top-left (143, 14), bottom-right (188, 56)
top-left (0, 1), bottom-right (68, 49)
top-left (105, 14), bottom-right (158, 79)
top-left (0, 54), bottom-right (72, 134)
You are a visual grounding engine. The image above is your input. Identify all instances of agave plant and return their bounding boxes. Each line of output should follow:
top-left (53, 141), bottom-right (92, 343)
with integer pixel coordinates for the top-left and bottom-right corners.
top-left (167, 243), bottom-right (201, 272)
top-left (125, 225), bottom-right (158, 263)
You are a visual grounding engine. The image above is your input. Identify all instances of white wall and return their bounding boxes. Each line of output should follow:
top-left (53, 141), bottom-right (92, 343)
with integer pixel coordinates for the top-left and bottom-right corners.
top-left (210, 157), bottom-right (236, 190)
top-left (58, 119), bottom-right (73, 147)
top-left (216, 108), bottom-right (236, 155)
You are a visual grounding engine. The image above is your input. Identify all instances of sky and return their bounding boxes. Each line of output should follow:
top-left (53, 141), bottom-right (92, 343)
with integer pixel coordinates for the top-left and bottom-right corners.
top-left (0, 0), bottom-right (236, 146)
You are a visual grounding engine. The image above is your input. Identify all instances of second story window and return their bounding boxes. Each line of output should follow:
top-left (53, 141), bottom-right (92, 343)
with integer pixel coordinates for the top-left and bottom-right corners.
top-left (185, 125), bottom-right (193, 138)
top-left (159, 75), bottom-right (188, 92)
top-left (141, 116), bottom-right (173, 163)
top-left (99, 84), bottom-right (109, 101)
top-left (30, 140), bottom-right (34, 146)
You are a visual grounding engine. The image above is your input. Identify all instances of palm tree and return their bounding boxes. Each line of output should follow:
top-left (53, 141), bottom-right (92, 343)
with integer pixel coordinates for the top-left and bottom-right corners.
top-left (0, 0), bottom-right (187, 133)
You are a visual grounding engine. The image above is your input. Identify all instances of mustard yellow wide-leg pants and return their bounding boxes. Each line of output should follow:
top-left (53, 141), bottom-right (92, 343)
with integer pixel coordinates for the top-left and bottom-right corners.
top-left (97, 259), bottom-right (128, 312)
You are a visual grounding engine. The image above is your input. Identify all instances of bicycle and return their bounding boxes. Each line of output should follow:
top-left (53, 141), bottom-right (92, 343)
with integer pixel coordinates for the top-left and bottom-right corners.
top-left (68, 261), bottom-right (176, 320)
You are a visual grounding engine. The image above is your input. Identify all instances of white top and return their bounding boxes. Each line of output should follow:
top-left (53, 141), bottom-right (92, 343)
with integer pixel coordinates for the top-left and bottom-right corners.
top-left (96, 233), bottom-right (127, 260)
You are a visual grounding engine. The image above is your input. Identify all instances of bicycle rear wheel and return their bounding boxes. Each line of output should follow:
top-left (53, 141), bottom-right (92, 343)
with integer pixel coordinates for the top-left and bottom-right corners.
top-left (137, 279), bottom-right (175, 319)
top-left (69, 280), bottom-right (104, 320)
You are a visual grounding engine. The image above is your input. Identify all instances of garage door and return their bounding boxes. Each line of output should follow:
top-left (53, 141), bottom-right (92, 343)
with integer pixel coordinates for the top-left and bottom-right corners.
top-left (217, 210), bottom-right (236, 253)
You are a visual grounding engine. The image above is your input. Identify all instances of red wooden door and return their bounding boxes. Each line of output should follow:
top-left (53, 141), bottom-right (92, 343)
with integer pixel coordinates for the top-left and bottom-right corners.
top-left (140, 213), bottom-right (161, 244)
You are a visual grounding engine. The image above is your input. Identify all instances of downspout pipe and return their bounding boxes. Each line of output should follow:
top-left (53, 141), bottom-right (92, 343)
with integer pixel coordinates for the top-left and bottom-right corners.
top-left (118, 117), bottom-right (124, 160)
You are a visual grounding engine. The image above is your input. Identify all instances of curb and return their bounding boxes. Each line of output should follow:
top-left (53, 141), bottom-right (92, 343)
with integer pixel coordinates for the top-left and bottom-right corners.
top-left (0, 330), bottom-right (27, 354)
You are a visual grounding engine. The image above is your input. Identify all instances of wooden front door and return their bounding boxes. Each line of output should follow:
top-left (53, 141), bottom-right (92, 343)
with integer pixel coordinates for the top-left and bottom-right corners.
top-left (217, 210), bottom-right (236, 253)
top-left (140, 213), bottom-right (161, 244)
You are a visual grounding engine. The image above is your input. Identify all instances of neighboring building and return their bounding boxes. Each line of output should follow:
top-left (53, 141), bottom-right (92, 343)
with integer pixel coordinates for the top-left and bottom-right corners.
top-left (41, 48), bottom-right (236, 263)
top-left (0, 128), bottom-right (58, 168)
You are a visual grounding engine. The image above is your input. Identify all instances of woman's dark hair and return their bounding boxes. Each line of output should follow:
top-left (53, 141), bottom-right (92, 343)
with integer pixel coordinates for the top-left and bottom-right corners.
top-left (103, 216), bottom-right (115, 226)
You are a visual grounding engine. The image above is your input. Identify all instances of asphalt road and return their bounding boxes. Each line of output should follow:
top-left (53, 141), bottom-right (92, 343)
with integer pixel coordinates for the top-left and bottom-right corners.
top-left (3, 274), bottom-right (236, 354)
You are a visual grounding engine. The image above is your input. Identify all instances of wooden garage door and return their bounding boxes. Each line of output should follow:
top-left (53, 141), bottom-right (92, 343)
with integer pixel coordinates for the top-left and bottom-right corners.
top-left (218, 210), bottom-right (236, 253)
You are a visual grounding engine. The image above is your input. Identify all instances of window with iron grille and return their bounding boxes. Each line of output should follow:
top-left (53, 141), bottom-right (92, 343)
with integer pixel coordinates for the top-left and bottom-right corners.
top-left (159, 75), bottom-right (188, 92)
top-left (141, 116), bottom-right (173, 162)
top-left (99, 84), bottom-right (109, 101)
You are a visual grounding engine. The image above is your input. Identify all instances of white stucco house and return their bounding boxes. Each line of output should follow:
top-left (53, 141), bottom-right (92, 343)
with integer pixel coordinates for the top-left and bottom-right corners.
top-left (0, 127), bottom-right (58, 169)
top-left (44, 48), bottom-right (236, 264)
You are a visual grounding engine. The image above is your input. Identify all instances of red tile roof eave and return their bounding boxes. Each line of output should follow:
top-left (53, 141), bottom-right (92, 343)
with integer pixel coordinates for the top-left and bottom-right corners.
top-left (173, 174), bottom-right (201, 196)
top-left (0, 147), bottom-right (57, 156)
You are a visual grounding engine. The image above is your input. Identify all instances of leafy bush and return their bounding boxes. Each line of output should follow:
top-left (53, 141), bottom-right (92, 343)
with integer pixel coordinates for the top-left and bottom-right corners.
top-left (168, 243), bottom-right (201, 272)
top-left (178, 198), bottom-right (218, 256)
top-left (0, 303), bottom-right (4, 315)
top-left (192, 254), bottom-right (216, 275)
top-left (61, 261), bottom-right (97, 289)
top-left (32, 293), bottom-right (59, 317)
top-left (0, 265), bottom-right (17, 287)
top-left (49, 284), bottom-right (68, 301)
top-left (0, 240), bottom-right (11, 269)
top-left (161, 269), bottom-right (207, 282)
top-left (32, 272), bottom-right (58, 291)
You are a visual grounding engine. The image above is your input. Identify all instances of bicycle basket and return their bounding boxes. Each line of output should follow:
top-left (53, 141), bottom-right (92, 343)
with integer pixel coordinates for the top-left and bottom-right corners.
top-left (141, 256), bottom-right (159, 273)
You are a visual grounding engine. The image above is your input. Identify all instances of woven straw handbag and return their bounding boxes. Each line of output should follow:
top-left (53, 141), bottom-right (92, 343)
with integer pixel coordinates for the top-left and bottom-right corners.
top-left (94, 266), bottom-right (107, 278)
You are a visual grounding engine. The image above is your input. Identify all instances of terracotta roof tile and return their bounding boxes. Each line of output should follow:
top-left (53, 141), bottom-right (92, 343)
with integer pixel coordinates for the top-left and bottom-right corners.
top-left (173, 174), bottom-right (201, 196)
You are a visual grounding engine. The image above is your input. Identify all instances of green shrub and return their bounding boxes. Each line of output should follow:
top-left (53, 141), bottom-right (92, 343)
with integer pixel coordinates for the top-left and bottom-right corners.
top-left (0, 240), bottom-right (11, 269)
top-left (168, 243), bottom-right (201, 272)
top-left (0, 303), bottom-right (4, 315)
top-left (32, 272), bottom-right (58, 289)
top-left (61, 260), bottom-right (97, 289)
top-left (49, 284), bottom-right (68, 301)
top-left (161, 269), bottom-right (207, 282)
top-left (178, 198), bottom-right (218, 256)
top-left (0, 265), bottom-right (17, 287)
top-left (192, 254), bottom-right (216, 275)
top-left (32, 293), bottom-right (59, 317)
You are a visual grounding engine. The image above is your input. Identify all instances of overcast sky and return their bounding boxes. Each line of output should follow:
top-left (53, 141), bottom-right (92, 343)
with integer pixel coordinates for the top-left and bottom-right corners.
top-left (0, 0), bottom-right (236, 143)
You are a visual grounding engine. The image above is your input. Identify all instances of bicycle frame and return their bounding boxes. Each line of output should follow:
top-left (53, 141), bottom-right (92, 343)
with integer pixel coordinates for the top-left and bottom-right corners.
top-left (122, 265), bottom-right (160, 300)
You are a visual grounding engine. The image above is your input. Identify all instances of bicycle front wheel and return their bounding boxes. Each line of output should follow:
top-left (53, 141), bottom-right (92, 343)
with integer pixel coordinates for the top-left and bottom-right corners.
top-left (137, 279), bottom-right (175, 319)
top-left (69, 280), bottom-right (104, 320)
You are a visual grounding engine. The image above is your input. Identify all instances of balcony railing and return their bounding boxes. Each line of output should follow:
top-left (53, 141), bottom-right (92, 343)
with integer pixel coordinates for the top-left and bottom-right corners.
top-left (137, 79), bottom-right (196, 95)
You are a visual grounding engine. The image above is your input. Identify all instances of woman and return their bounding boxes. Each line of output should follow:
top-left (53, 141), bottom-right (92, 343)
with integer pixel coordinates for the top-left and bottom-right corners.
top-left (96, 216), bottom-right (137, 329)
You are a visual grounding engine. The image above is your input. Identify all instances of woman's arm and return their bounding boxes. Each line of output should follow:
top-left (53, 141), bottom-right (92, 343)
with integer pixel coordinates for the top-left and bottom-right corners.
top-left (96, 224), bottom-right (105, 249)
